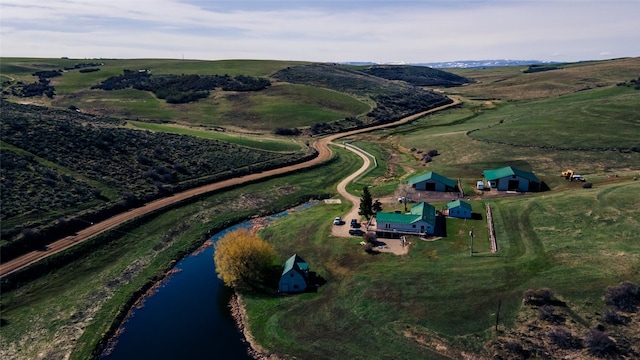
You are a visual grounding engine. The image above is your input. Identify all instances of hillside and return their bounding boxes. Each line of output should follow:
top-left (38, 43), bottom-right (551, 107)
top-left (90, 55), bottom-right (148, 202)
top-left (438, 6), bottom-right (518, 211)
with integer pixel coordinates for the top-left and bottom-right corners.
top-left (0, 58), bottom-right (465, 259)
top-left (1, 57), bottom-right (638, 360)
top-left (0, 100), bottom-right (315, 259)
top-left (359, 64), bottom-right (472, 86)
top-left (447, 57), bottom-right (640, 100)
top-left (0, 58), bottom-right (464, 134)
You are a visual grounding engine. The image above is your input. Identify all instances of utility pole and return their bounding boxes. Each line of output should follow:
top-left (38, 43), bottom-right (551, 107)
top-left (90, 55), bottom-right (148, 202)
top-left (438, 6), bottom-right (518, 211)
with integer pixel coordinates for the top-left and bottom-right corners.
top-left (469, 228), bottom-right (474, 256)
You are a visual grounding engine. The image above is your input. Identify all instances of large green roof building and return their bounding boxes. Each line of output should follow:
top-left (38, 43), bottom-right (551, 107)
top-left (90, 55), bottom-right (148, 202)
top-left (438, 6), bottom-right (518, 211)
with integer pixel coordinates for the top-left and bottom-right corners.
top-left (483, 166), bottom-right (541, 192)
top-left (407, 171), bottom-right (457, 192)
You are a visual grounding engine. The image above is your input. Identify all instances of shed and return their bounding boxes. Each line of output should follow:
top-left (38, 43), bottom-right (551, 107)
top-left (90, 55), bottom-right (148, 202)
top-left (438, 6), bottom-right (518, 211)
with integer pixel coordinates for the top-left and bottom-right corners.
top-left (407, 171), bottom-right (457, 192)
top-left (278, 254), bottom-right (309, 293)
top-left (376, 202), bottom-right (436, 235)
top-left (446, 200), bottom-right (472, 219)
top-left (483, 166), bottom-right (541, 192)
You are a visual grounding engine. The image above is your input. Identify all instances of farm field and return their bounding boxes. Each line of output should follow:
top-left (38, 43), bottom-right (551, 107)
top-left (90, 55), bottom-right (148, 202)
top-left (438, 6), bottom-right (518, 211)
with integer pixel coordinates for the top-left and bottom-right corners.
top-left (247, 178), bottom-right (640, 359)
top-left (1, 57), bottom-right (639, 359)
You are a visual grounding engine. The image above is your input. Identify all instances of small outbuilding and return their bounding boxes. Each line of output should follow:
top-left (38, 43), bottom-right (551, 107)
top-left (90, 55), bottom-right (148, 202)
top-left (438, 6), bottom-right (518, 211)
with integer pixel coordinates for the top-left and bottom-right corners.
top-left (279, 254), bottom-right (309, 293)
top-left (446, 199), bottom-right (472, 219)
top-left (483, 166), bottom-right (541, 192)
top-left (408, 171), bottom-right (457, 192)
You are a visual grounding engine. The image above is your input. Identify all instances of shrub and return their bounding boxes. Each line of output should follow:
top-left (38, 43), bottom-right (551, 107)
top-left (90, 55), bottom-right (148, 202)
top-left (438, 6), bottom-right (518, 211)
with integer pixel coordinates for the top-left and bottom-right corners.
top-left (523, 288), bottom-right (554, 305)
top-left (548, 327), bottom-right (579, 349)
top-left (605, 281), bottom-right (640, 312)
top-left (538, 305), bottom-right (563, 324)
top-left (363, 231), bottom-right (377, 245)
top-left (364, 243), bottom-right (379, 254)
top-left (603, 308), bottom-right (627, 325)
top-left (583, 182), bottom-right (593, 188)
top-left (585, 329), bottom-right (616, 357)
top-left (274, 127), bottom-right (301, 136)
top-left (504, 341), bottom-right (528, 359)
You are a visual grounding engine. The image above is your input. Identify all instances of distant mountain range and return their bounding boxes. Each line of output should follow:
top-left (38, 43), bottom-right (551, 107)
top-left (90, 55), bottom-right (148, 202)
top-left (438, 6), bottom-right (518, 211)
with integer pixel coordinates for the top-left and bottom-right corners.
top-left (343, 60), bottom-right (558, 69)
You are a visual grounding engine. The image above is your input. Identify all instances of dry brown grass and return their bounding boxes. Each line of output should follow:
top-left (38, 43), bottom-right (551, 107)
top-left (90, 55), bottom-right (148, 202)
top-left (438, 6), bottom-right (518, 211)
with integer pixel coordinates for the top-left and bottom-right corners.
top-left (449, 57), bottom-right (640, 100)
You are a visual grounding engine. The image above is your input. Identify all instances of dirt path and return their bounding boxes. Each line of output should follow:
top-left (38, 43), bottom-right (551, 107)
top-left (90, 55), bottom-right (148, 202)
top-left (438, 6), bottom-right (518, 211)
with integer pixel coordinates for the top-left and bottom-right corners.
top-left (0, 97), bottom-right (460, 278)
top-left (330, 143), bottom-right (371, 238)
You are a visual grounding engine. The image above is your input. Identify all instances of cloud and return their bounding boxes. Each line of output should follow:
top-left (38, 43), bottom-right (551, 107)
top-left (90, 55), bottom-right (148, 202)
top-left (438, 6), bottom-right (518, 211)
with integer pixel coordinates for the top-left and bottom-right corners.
top-left (1, 0), bottom-right (638, 62)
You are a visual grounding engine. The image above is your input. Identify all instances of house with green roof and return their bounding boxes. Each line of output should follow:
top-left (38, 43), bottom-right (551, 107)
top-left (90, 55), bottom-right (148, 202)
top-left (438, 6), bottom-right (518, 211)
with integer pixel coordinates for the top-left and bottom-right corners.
top-left (483, 166), bottom-right (541, 192)
top-left (279, 254), bottom-right (309, 293)
top-left (446, 199), bottom-right (472, 219)
top-left (375, 202), bottom-right (437, 236)
top-left (407, 171), bottom-right (457, 192)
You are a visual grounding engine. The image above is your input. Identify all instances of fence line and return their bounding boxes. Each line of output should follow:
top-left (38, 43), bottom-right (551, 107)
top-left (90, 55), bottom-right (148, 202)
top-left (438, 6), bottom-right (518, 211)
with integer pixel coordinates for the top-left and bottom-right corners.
top-left (486, 203), bottom-right (498, 253)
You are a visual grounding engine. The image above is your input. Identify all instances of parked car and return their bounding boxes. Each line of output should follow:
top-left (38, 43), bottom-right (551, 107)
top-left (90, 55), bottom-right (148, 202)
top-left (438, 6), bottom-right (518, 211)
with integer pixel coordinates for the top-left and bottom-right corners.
top-left (333, 216), bottom-right (343, 225)
top-left (349, 229), bottom-right (364, 236)
top-left (350, 219), bottom-right (360, 228)
top-left (398, 196), bottom-right (412, 203)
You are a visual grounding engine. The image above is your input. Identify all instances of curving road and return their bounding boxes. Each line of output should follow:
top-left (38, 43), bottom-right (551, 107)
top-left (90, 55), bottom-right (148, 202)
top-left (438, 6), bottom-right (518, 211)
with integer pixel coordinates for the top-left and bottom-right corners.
top-left (0, 97), bottom-right (460, 277)
top-left (329, 143), bottom-right (372, 238)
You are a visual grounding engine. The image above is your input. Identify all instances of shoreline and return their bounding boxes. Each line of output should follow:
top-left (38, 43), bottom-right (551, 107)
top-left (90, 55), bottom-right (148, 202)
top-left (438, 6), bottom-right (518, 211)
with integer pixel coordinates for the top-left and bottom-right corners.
top-left (229, 292), bottom-right (282, 360)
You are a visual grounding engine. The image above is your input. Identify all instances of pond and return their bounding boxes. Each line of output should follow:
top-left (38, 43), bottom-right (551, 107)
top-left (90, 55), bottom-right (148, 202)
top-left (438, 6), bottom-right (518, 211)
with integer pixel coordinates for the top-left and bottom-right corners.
top-left (102, 202), bottom-right (316, 359)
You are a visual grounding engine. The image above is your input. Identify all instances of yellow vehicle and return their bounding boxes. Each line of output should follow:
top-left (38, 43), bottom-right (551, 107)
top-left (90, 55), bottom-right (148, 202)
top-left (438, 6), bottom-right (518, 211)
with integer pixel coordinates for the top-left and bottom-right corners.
top-left (561, 169), bottom-right (586, 182)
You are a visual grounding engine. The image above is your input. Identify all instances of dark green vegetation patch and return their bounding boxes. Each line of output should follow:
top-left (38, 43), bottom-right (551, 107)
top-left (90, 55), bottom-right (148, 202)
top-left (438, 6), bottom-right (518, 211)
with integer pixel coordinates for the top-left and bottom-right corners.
top-left (92, 70), bottom-right (271, 104)
top-left (0, 101), bottom-right (314, 257)
top-left (273, 63), bottom-right (453, 134)
top-left (360, 65), bottom-right (472, 86)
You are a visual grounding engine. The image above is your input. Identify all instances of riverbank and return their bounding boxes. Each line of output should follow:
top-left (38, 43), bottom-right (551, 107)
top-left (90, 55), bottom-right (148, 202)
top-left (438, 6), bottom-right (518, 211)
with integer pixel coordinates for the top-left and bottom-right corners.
top-left (230, 293), bottom-right (282, 360)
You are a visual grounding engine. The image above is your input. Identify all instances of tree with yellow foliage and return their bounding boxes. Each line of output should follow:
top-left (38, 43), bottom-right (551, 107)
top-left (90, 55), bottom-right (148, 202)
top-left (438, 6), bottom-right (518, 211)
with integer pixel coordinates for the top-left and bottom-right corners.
top-left (214, 228), bottom-right (277, 289)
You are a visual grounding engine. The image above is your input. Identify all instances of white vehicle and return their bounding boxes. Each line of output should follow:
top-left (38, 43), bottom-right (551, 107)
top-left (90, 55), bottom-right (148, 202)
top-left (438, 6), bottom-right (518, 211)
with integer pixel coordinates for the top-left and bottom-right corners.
top-left (333, 216), bottom-right (343, 225)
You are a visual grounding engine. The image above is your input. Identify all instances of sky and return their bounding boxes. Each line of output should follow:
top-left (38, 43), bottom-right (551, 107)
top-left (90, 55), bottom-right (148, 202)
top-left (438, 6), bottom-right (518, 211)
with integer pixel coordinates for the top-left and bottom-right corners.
top-left (1, 0), bottom-right (639, 63)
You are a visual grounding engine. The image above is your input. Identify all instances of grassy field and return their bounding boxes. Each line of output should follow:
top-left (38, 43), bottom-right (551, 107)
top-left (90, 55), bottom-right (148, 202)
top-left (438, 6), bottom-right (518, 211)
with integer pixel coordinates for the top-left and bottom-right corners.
top-left (468, 86), bottom-right (639, 150)
top-left (368, 92), bottom-right (639, 192)
top-left (1, 58), bottom-right (309, 94)
top-left (248, 180), bottom-right (640, 358)
top-left (0, 147), bottom-right (361, 360)
top-left (447, 57), bottom-right (640, 100)
top-left (127, 121), bottom-right (304, 152)
top-left (52, 83), bottom-right (370, 130)
top-left (1, 58), bottom-right (370, 131)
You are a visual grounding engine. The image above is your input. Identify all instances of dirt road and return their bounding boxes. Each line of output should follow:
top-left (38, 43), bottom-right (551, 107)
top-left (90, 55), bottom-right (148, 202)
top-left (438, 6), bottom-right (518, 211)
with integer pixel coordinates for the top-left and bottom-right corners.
top-left (0, 97), bottom-right (460, 277)
top-left (329, 143), bottom-right (371, 238)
